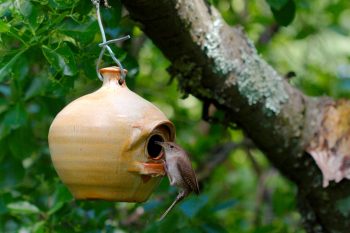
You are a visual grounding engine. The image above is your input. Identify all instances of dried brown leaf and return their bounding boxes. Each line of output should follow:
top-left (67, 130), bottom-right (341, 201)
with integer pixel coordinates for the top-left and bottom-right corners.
top-left (307, 100), bottom-right (350, 187)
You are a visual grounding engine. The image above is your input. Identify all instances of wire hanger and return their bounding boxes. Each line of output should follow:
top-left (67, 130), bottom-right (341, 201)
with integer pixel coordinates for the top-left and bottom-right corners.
top-left (91, 0), bottom-right (130, 83)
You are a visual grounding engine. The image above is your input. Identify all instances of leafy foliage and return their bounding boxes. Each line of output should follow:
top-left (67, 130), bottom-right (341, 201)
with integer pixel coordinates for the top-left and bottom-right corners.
top-left (0, 0), bottom-right (349, 232)
top-left (269, 0), bottom-right (296, 26)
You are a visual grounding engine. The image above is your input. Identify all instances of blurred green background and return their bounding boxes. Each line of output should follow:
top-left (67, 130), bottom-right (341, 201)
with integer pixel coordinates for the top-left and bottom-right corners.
top-left (0, 0), bottom-right (349, 232)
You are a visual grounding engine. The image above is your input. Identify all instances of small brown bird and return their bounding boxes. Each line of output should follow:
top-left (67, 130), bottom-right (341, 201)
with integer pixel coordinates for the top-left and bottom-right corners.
top-left (155, 141), bottom-right (200, 221)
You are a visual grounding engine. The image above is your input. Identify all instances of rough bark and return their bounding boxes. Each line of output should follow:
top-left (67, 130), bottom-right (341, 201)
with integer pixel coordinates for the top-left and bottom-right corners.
top-left (121, 0), bottom-right (350, 232)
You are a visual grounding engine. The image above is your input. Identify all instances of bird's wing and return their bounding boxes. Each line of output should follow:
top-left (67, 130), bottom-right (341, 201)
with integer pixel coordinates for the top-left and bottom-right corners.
top-left (177, 156), bottom-right (200, 194)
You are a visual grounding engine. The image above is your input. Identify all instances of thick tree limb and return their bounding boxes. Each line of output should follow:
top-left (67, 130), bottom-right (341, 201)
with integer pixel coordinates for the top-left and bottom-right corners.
top-left (121, 0), bottom-right (350, 232)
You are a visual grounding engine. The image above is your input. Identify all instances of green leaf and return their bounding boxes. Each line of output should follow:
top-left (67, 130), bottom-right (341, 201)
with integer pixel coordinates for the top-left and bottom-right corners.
top-left (180, 227), bottom-right (203, 233)
top-left (0, 196), bottom-right (8, 214)
top-left (58, 18), bottom-right (98, 45)
top-left (100, 2), bottom-right (122, 37)
top-left (0, 138), bottom-right (6, 162)
top-left (14, 0), bottom-right (44, 32)
top-left (202, 223), bottom-right (229, 233)
top-left (48, 0), bottom-right (76, 10)
top-left (8, 128), bottom-right (36, 160)
top-left (0, 49), bottom-right (27, 82)
top-left (75, 0), bottom-right (93, 15)
top-left (0, 103), bottom-right (27, 139)
top-left (42, 44), bottom-right (77, 76)
top-left (24, 76), bottom-right (47, 100)
top-left (28, 5), bottom-right (44, 32)
top-left (212, 199), bottom-right (238, 212)
top-left (48, 184), bottom-right (73, 215)
top-left (31, 0), bottom-right (49, 5)
top-left (266, 0), bottom-right (289, 10)
top-left (0, 20), bottom-right (9, 33)
top-left (15, 0), bottom-right (33, 17)
top-left (179, 195), bottom-right (208, 218)
top-left (0, 2), bottom-right (12, 17)
top-left (7, 201), bottom-right (41, 215)
top-left (336, 196), bottom-right (350, 218)
top-left (0, 158), bottom-right (25, 189)
top-left (12, 56), bottom-right (29, 84)
top-left (252, 225), bottom-right (276, 233)
top-left (334, 79), bottom-right (350, 98)
top-left (0, 98), bottom-right (8, 115)
top-left (271, 0), bottom-right (296, 26)
top-left (32, 221), bottom-right (46, 233)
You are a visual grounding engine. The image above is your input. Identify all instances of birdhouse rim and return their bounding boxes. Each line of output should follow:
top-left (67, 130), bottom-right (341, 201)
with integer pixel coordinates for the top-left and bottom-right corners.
top-left (99, 66), bottom-right (128, 75)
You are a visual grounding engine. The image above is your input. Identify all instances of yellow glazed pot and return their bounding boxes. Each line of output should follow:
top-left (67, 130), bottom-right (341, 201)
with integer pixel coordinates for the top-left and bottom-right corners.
top-left (48, 67), bottom-right (175, 202)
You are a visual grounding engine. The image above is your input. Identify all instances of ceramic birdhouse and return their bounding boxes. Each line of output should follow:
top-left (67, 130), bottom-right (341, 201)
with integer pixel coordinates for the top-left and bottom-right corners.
top-left (48, 67), bottom-right (175, 202)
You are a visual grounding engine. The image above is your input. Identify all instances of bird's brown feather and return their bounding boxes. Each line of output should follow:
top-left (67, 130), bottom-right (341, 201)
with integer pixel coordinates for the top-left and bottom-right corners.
top-left (176, 156), bottom-right (200, 194)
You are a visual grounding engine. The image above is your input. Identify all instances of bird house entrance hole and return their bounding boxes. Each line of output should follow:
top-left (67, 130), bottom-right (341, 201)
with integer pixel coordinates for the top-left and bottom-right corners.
top-left (147, 134), bottom-right (164, 159)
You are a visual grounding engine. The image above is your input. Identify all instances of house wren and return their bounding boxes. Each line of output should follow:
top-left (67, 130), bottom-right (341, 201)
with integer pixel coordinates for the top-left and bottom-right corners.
top-left (155, 141), bottom-right (200, 221)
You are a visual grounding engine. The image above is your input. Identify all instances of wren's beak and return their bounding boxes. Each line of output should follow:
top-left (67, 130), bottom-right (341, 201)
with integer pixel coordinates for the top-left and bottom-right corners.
top-left (154, 141), bottom-right (165, 147)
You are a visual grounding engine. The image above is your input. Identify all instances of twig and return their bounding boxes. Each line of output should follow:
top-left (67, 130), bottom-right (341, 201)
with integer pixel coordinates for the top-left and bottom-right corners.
top-left (246, 149), bottom-right (262, 176)
top-left (120, 206), bottom-right (145, 227)
top-left (197, 140), bottom-right (253, 181)
top-left (245, 148), bottom-right (275, 226)
top-left (258, 23), bottom-right (280, 45)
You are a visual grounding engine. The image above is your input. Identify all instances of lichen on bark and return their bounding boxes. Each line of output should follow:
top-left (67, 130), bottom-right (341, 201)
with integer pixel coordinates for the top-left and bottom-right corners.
top-left (236, 52), bottom-right (289, 115)
top-left (193, 5), bottom-right (289, 115)
top-left (201, 18), bottom-right (240, 75)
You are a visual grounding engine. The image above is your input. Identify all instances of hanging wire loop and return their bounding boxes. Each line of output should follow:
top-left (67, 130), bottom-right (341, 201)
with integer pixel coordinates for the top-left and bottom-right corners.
top-left (91, 0), bottom-right (130, 83)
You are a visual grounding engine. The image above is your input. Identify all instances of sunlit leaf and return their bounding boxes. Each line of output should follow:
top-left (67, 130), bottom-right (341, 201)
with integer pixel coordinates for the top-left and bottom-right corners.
top-left (31, 0), bottom-right (49, 5)
top-left (32, 221), bottom-right (46, 233)
top-left (42, 44), bottom-right (78, 76)
top-left (7, 201), bottom-right (41, 215)
top-left (15, 0), bottom-right (33, 17)
top-left (180, 227), bottom-right (202, 233)
top-left (0, 20), bottom-right (9, 33)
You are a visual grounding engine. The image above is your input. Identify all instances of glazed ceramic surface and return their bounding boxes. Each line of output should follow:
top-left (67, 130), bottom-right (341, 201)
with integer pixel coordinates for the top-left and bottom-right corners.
top-left (48, 67), bottom-right (175, 202)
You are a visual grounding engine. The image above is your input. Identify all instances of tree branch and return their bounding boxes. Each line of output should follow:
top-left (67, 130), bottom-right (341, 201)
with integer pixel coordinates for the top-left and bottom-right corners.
top-left (121, 0), bottom-right (350, 232)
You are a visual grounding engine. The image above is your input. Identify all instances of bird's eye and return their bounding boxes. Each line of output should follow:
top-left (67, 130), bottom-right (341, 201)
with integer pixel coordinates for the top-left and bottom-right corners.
top-left (170, 145), bottom-right (174, 149)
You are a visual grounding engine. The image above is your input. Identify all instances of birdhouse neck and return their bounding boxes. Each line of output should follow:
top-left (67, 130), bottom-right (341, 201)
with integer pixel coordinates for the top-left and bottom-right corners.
top-left (99, 67), bottom-right (127, 87)
top-left (102, 73), bottom-right (121, 86)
